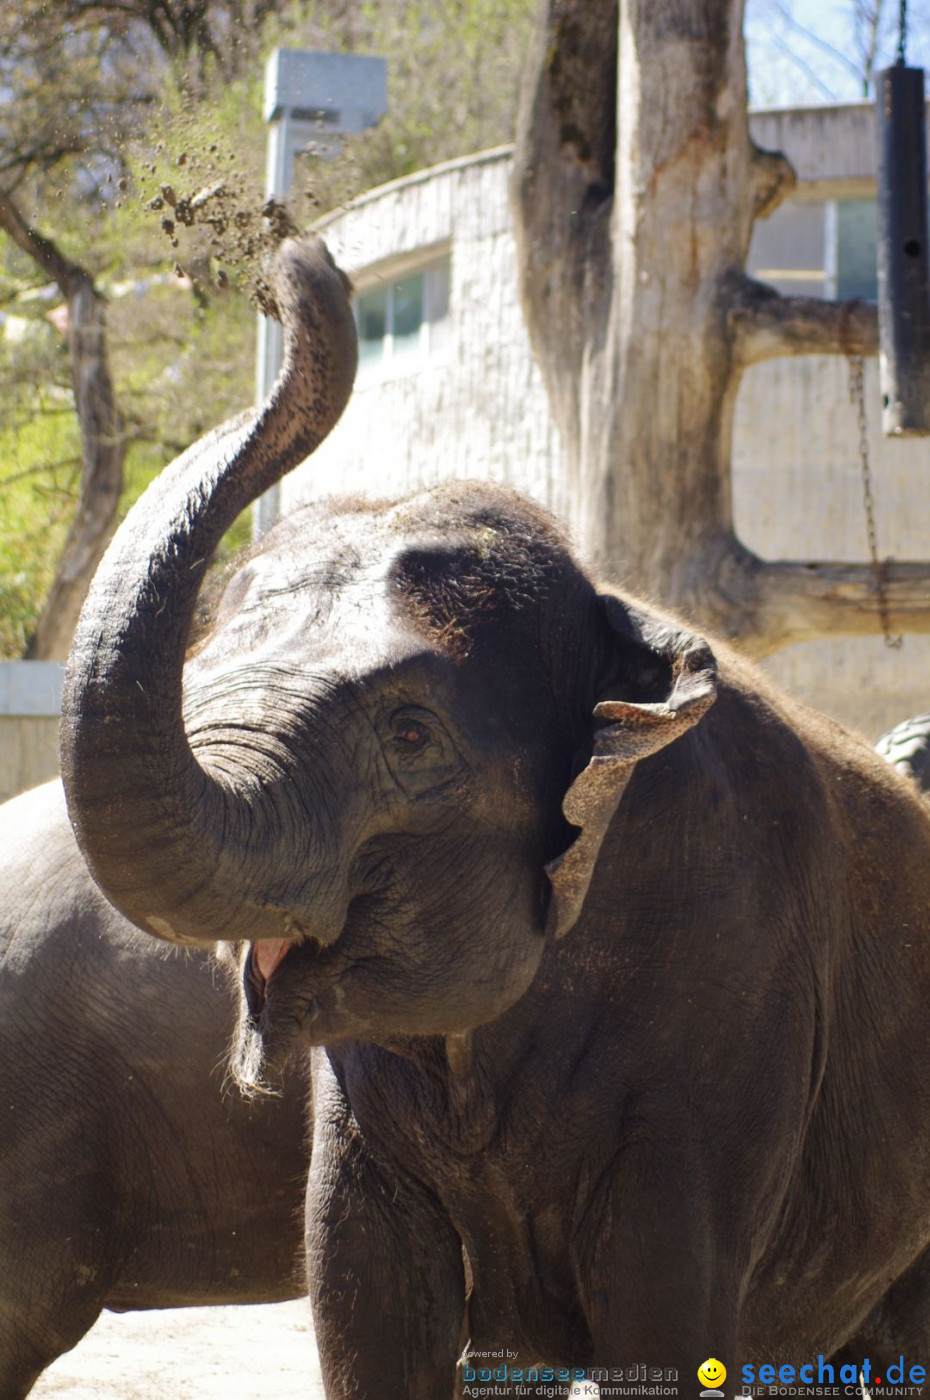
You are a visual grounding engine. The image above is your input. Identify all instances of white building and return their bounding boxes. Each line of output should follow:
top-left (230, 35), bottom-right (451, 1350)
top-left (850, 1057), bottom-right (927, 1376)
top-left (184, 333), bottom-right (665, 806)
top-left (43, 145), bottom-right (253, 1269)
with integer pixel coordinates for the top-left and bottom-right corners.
top-left (285, 103), bottom-right (930, 739)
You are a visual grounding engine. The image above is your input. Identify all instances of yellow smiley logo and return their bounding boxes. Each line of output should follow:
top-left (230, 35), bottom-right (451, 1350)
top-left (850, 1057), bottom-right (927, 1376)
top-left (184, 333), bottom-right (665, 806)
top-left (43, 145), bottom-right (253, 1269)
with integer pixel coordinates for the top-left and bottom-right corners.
top-left (698, 1359), bottom-right (727, 1390)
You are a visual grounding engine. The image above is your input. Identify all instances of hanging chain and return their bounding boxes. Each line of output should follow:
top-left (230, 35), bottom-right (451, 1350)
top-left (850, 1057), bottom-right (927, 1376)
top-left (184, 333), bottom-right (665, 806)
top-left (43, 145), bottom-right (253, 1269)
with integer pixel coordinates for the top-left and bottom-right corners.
top-left (897, 0), bottom-right (909, 65)
top-left (848, 354), bottom-right (903, 648)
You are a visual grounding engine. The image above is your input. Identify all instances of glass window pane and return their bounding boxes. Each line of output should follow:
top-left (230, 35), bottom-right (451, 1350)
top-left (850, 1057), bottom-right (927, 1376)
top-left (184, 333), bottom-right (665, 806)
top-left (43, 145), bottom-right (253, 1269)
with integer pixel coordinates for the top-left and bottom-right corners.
top-left (392, 273), bottom-right (424, 355)
top-left (357, 287), bottom-right (387, 365)
top-left (426, 261), bottom-right (450, 324)
top-left (747, 201), bottom-right (826, 298)
top-left (837, 199), bottom-right (878, 301)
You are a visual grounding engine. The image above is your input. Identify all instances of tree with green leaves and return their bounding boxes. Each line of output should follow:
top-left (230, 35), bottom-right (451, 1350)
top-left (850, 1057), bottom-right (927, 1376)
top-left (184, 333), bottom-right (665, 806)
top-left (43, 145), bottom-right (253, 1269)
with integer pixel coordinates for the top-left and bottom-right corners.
top-left (0, 0), bottom-right (287, 657)
top-left (0, 0), bottom-right (536, 658)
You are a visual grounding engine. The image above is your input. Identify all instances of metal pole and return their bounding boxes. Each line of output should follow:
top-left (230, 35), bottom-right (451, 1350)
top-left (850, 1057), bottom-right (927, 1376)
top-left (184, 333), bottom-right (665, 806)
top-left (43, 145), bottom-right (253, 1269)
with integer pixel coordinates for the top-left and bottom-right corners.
top-left (252, 110), bottom-right (290, 539)
top-left (251, 49), bottom-right (387, 540)
top-left (875, 63), bottom-right (930, 436)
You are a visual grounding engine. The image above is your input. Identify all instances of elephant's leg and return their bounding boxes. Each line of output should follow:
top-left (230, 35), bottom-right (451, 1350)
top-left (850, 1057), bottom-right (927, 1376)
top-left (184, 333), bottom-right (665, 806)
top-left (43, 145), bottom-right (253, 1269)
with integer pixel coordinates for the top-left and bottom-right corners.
top-left (307, 1081), bottom-right (465, 1400)
top-left (0, 1287), bottom-right (105, 1400)
top-left (831, 1246), bottom-right (930, 1395)
top-left (0, 1078), bottom-right (118, 1396)
top-left (574, 1153), bottom-right (737, 1380)
top-left (0, 1206), bottom-right (112, 1398)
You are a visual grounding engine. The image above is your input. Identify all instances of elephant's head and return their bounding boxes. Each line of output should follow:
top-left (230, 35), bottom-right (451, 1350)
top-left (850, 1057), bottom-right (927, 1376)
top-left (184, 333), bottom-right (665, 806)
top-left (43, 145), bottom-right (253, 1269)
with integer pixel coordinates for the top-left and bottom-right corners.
top-left (61, 236), bottom-right (716, 1085)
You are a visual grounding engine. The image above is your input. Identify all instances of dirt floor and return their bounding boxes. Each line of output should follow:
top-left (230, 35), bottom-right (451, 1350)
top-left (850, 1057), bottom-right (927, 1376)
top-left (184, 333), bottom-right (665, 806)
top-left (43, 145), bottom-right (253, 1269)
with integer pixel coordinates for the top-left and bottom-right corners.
top-left (30, 1299), bottom-right (325, 1399)
top-left (30, 1301), bottom-right (599, 1397)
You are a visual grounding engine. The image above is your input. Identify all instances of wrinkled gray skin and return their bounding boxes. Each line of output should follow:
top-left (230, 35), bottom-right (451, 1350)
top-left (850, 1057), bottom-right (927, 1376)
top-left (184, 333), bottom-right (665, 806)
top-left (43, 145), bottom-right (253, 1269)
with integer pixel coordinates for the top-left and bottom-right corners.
top-left (0, 780), bottom-right (309, 1399)
top-left (60, 237), bottom-right (930, 1397)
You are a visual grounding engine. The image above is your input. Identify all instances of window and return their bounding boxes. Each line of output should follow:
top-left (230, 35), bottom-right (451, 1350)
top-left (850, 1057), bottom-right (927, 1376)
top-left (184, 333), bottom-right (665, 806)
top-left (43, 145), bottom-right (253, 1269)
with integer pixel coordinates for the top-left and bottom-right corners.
top-left (833, 199), bottom-right (878, 301)
top-left (747, 198), bottom-right (879, 302)
top-left (748, 201), bottom-right (827, 299)
top-left (355, 257), bottom-right (450, 373)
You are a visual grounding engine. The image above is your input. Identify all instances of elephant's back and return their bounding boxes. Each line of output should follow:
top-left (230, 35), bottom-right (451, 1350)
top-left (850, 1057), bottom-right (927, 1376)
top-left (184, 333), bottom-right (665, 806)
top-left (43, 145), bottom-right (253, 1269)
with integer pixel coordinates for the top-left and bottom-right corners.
top-left (0, 779), bottom-right (122, 962)
top-left (0, 779), bottom-right (226, 1023)
top-left (0, 779), bottom-right (227, 1089)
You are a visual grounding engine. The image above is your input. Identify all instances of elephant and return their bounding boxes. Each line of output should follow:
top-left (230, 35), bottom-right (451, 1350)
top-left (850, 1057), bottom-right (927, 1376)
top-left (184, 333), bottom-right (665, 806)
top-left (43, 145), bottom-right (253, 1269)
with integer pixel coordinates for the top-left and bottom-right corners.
top-left (0, 778), bottom-right (310, 1399)
top-left (58, 234), bottom-right (930, 1397)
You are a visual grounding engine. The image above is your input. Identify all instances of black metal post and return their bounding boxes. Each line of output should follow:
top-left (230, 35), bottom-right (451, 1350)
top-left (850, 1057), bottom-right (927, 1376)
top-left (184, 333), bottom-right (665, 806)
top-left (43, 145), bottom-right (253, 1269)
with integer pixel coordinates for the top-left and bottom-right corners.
top-left (876, 63), bottom-right (930, 436)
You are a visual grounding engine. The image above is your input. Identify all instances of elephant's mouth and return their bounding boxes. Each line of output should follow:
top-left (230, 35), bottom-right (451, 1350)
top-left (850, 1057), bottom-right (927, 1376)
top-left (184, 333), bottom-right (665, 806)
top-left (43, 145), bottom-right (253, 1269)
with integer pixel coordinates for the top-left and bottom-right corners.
top-left (245, 937), bottom-right (296, 1014)
top-left (235, 938), bottom-right (314, 1091)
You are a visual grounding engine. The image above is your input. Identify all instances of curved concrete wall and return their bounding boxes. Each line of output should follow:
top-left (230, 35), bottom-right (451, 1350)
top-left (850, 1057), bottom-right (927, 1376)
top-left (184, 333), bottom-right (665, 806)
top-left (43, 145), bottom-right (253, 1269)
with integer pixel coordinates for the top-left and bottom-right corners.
top-left (286, 129), bottom-right (930, 740)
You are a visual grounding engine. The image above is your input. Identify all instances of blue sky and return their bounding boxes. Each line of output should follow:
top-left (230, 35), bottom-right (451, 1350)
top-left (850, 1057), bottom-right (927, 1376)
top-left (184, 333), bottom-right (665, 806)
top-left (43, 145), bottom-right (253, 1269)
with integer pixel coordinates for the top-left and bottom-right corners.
top-left (745, 0), bottom-right (930, 106)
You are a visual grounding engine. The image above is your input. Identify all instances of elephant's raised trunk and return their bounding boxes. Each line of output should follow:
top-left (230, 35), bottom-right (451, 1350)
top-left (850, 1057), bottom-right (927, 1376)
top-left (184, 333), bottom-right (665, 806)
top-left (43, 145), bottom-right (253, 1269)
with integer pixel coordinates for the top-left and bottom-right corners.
top-left (60, 237), bottom-right (358, 946)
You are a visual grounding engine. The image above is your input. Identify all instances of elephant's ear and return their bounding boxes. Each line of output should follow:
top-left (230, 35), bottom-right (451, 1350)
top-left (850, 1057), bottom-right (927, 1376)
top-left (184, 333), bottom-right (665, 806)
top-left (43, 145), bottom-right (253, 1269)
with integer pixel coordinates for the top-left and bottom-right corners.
top-left (544, 593), bottom-right (717, 939)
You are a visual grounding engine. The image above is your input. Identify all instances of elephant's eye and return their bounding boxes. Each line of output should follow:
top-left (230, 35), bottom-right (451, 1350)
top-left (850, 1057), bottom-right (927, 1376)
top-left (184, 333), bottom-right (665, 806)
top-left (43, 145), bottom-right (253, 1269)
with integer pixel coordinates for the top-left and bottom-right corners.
top-left (392, 719), bottom-right (431, 751)
top-left (378, 705), bottom-right (462, 798)
top-left (386, 708), bottom-right (434, 754)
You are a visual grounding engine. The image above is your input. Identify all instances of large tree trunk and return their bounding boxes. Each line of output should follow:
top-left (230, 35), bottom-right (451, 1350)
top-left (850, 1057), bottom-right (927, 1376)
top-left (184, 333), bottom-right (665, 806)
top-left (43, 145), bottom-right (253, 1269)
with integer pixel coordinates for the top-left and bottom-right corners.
top-left (0, 192), bottom-right (125, 661)
top-left (512, 0), bottom-right (930, 656)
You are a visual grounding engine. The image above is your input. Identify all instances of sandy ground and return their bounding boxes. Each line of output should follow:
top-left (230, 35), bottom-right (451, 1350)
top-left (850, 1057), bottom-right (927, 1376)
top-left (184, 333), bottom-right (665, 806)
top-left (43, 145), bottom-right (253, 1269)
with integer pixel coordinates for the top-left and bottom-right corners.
top-left (29, 1300), bottom-right (599, 1397)
top-left (30, 1299), bottom-right (325, 1399)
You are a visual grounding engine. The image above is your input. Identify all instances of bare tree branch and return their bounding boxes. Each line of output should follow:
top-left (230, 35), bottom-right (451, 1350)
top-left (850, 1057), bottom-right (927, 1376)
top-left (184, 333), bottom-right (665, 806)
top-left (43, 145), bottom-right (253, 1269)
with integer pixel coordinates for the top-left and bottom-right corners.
top-left (767, 29), bottom-right (841, 100)
top-left (750, 144), bottom-right (797, 220)
top-left (0, 458), bottom-right (83, 490)
top-left (735, 557), bottom-right (930, 657)
top-left (771, 0), bottom-right (865, 85)
top-left (727, 274), bottom-right (879, 366)
top-left (0, 190), bottom-right (85, 292)
top-left (854, 0), bottom-right (886, 96)
top-left (0, 189), bottom-right (126, 659)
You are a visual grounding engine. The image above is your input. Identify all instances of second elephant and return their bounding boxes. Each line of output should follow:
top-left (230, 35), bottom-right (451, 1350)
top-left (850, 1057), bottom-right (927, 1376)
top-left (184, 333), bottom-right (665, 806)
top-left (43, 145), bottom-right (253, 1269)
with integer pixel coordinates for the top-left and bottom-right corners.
top-left (0, 780), bottom-right (310, 1399)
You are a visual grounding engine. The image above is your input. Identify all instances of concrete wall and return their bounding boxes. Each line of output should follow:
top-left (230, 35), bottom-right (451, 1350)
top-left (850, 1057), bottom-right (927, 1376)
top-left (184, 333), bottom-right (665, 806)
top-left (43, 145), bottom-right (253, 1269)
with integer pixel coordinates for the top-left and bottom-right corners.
top-left (733, 353), bottom-right (930, 736)
top-left (285, 150), bottom-right (573, 548)
top-left (285, 115), bottom-right (930, 742)
top-left (750, 103), bottom-right (878, 196)
top-left (4, 107), bottom-right (922, 807)
top-left (0, 662), bottom-right (62, 804)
